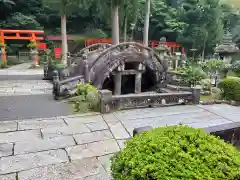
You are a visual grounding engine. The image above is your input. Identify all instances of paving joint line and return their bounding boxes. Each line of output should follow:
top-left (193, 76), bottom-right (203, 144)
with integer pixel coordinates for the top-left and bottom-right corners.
top-left (197, 105), bottom-right (235, 123)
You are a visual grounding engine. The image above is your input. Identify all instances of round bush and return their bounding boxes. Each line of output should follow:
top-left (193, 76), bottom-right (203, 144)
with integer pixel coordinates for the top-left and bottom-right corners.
top-left (218, 77), bottom-right (240, 101)
top-left (111, 125), bottom-right (240, 180)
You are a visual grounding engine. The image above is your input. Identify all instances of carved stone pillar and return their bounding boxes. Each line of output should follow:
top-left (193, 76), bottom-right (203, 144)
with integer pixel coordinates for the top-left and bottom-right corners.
top-left (114, 72), bottom-right (121, 95)
top-left (135, 72), bottom-right (142, 93)
top-left (30, 48), bottom-right (39, 67)
top-left (0, 48), bottom-right (4, 65)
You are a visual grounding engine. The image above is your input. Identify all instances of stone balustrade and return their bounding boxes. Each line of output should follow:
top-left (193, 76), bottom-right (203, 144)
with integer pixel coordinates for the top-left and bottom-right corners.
top-left (99, 86), bottom-right (201, 113)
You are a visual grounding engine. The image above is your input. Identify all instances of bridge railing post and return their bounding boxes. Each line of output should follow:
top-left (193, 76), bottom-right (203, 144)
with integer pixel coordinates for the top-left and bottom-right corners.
top-left (52, 70), bottom-right (60, 99)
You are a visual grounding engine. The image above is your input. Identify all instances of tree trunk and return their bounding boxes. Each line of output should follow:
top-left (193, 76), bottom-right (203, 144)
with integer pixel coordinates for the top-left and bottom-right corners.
top-left (143, 0), bottom-right (151, 47)
top-left (61, 14), bottom-right (68, 66)
top-left (201, 31), bottom-right (208, 62)
top-left (123, 14), bottom-right (128, 42)
top-left (112, 3), bottom-right (120, 45)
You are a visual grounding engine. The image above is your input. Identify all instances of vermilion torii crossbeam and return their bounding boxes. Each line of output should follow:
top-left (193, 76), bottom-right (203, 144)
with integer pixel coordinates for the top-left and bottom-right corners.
top-left (0, 29), bottom-right (45, 63)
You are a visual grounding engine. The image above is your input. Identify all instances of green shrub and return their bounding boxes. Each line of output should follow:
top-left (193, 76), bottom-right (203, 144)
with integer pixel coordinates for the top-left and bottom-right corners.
top-left (111, 125), bottom-right (240, 180)
top-left (73, 83), bottom-right (100, 112)
top-left (182, 67), bottom-right (207, 86)
top-left (200, 79), bottom-right (211, 92)
top-left (218, 77), bottom-right (240, 101)
top-left (200, 59), bottom-right (224, 73)
top-left (211, 87), bottom-right (222, 100)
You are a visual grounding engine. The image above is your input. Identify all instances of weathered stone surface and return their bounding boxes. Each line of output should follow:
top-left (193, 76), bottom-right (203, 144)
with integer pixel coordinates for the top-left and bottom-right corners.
top-left (114, 105), bottom-right (206, 121)
top-left (74, 130), bottom-right (113, 145)
top-left (0, 122), bottom-right (17, 133)
top-left (0, 143), bottom-right (13, 157)
top-left (97, 154), bottom-right (113, 173)
top-left (0, 173), bottom-right (16, 180)
top-left (66, 139), bottom-right (119, 160)
top-left (14, 136), bottom-right (75, 155)
top-left (117, 139), bottom-right (127, 150)
top-left (64, 115), bottom-right (103, 125)
top-left (18, 158), bottom-right (104, 180)
top-left (18, 119), bottom-right (66, 130)
top-left (0, 149), bottom-right (68, 175)
top-left (108, 122), bottom-right (130, 140)
top-left (85, 121), bottom-right (108, 131)
top-left (41, 125), bottom-right (91, 138)
top-left (83, 173), bottom-right (112, 180)
top-left (0, 130), bottom-right (41, 143)
top-left (102, 114), bottom-right (119, 123)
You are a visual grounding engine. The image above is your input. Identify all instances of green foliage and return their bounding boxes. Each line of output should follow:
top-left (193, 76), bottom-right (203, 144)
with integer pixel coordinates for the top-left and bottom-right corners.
top-left (218, 77), bottom-right (240, 101)
top-left (73, 83), bottom-right (100, 113)
top-left (27, 40), bottom-right (37, 49)
top-left (0, 0), bottom-right (239, 58)
top-left (111, 125), bottom-right (240, 180)
top-left (232, 60), bottom-right (240, 74)
top-left (200, 78), bottom-right (211, 91)
top-left (200, 59), bottom-right (225, 73)
top-left (0, 12), bottom-right (42, 30)
top-left (182, 67), bottom-right (207, 86)
top-left (86, 29), bottom-right (108, 38)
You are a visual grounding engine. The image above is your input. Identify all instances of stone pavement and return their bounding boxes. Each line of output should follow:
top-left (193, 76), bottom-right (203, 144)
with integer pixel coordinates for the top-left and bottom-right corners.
top-left (0, 64), bottom-right (72, 121)
top-left (0, 80), bottom-right (52, 96)
top-left (0, 104), bottom-right (239, 180)
top-left (0, 63), bottom-right (43, 80)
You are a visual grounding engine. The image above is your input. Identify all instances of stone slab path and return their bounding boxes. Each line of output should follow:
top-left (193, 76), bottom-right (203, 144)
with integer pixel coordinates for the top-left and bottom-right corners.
top-left (0, 104), bottom-right (239, 180)
top-left (0, 64), bottom-right (72, 121)
top-left (0, 63), bottom-right (43, 80)
top-left (0, 80), bottom-right (52, 96)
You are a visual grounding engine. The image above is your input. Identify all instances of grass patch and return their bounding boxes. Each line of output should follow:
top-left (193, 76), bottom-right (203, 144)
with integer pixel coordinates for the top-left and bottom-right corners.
top-left (200, 94), bottom-right (215, 101)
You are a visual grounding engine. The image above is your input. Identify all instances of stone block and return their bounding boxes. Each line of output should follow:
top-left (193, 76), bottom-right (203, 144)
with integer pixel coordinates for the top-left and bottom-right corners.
top-left (102, 114), bottom-right (119, 123)
top-left (108, 122), bottom-right (130, 140)
top-left (85, 121), bottom-right (108, 131)
top-left (0, 143), bottom-right (13, 157)
top-left (97, 154), bottom-right (114, 173)
top-left (0, 122), bottom-right (17, 133)
top-left (117, 139), bottom-right (128, 150)
top-left (0, 149), bottom-right (68, 175)
top-left (0, 173), bottom-right (16, 180)
top-left (18, 119), bottom-right (66, 130)
top-left (64, 115), bottom-right (103, 125)
top-left (0, 130), bottom-right (41, 144)
top-left (66, 139), bottom-right (119, 161)
top-left (74, 130), bottom-right (113, 145)
top-left (14, 136), bottom-right (75, 155)
top-left (41, 125), bottom-right (91, 139)
top-left (18, 157), bottom-right (104, 180)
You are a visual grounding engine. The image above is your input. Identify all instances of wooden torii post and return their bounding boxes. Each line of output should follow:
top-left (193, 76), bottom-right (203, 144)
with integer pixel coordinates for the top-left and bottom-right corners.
top-left (0, 29), bottom-right (45, 65)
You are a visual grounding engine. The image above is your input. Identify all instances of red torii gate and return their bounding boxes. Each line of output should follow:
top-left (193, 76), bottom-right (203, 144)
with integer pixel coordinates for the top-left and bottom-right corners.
top-left (0, 29), bottom-right (46, 64)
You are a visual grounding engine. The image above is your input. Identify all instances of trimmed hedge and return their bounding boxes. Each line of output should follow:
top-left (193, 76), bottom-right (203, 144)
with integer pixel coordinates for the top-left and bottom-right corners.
top-left (218, 77), bottom-right (240, 101)
top-left (111, 125), bottom-right (240, 180)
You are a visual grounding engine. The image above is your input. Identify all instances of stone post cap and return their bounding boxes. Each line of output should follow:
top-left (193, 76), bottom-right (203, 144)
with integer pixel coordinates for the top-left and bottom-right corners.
top-left (99, 90), bottom-right (112, 100)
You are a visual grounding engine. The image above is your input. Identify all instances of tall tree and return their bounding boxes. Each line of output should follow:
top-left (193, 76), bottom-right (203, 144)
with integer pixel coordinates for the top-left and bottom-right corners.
top-left (111, 0), bottom-right (120, 45)
top-left (43, 0), bottom-right (88, 65)
top-left (143, 0), bottom-right (151, 46)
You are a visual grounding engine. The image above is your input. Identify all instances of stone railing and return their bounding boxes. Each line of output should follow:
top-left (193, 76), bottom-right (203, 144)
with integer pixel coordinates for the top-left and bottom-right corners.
top-left (99, 87), bottom-right (201, 113)
top-left (52, 70), bottom-right (84, 100)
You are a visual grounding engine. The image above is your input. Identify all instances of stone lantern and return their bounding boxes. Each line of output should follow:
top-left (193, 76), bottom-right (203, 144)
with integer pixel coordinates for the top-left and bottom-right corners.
top-left (215, 33), bottom-right (239, 63)
top-left (154, 37), bottom-right (170, 70)
top-left (0, 43), bottom-right (6, 66)
top-left (28, 40), bottom-right (39, 68)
